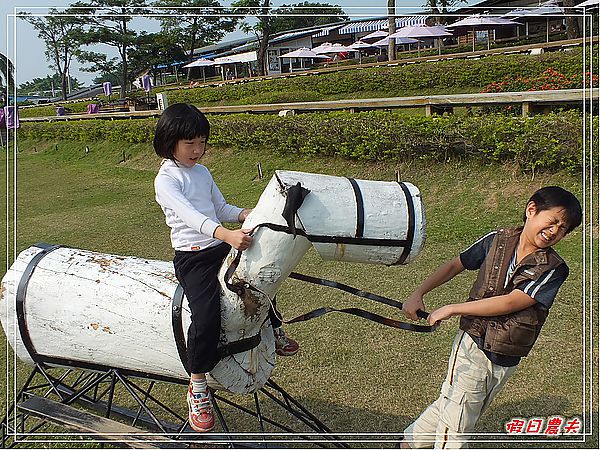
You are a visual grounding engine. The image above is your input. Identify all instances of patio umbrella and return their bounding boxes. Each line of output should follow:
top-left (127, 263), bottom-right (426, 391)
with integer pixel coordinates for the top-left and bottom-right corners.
top-left (183, 58), bottom-right (215, 83)
top-left (312, 43), bottom-right (355, 54)
top-left (504, 1), bottom-right (564, 42)
top-left (311, 42), bottom-right (334, 53)
top-left (348, 40), bottom-right (377, 50)
top-left (532, 1), bottom-right (565, 42)
top-left (279, 48), bottom-right (330, 72)
top-left (373, 36), bottom-right (420, 47)
top-left (361, 30), bottom-right (389, 41)
top-left (389, 25), bottom-right (453, 55)
top-left (447, 15), bottom-right (518, 51)
top-left (576, 0), bottom-right (600, 7)
top-left (213, 56), bottom-right (238, 80)
top-left (348, 40), bottom-right (378, 64)
top-left (312, 43), bottom-right (357, 63)
top-left (502, 8), bottom-right (531, 37)
top-left (373, 36), bottom-right (420, 57)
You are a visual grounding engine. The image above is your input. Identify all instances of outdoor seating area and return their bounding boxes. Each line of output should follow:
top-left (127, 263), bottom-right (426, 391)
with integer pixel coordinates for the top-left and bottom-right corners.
top-left (162, 0), bottom-right (577, 85)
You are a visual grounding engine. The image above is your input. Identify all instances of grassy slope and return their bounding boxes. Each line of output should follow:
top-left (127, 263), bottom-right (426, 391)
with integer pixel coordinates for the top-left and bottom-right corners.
top-left (0, 138), bottom-right (596, 447)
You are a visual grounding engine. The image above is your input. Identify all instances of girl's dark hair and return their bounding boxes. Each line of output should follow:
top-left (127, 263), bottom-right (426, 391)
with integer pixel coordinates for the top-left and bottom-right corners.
top-left (523, 186), bottom-right (582, 234)
top-left (153, 103), bottom-right (210, 160)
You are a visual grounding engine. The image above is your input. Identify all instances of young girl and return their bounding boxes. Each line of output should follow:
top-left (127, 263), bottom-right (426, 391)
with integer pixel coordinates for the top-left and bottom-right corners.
top-left (154, 103), bottom-right (298, 433)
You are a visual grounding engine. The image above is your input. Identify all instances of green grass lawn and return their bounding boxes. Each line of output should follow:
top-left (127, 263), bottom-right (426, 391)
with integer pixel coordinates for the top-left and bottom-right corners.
top-left (0, 137), bottom-right (597, 448)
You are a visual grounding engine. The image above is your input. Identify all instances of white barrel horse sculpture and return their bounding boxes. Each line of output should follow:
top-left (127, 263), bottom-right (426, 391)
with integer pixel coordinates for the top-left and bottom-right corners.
top-left (0, 170), bottom-right (426, 394)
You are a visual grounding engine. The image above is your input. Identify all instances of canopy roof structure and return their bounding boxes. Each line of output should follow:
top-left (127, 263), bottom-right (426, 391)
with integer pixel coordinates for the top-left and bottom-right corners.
top-left (447, 14), bottom-right (518, 51)
top-left (279, 48), bottom-right (331, 59)
top-left (446, 15), bottom-right (518, 30)
top-left (182, 58), bottom-right (215, 68)
top-left (576, 0), bottom-right (600, 6)
top-left (213, 51), bottom-right (257, 65)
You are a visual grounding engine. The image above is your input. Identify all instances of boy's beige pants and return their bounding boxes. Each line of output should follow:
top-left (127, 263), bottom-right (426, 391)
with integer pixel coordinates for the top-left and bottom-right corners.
top-left (403, 330), bottom-right (517, 449)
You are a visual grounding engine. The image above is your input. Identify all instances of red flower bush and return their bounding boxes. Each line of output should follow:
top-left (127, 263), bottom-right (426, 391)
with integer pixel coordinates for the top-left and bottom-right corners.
top-left (482, 68), bottom-right (598, 93)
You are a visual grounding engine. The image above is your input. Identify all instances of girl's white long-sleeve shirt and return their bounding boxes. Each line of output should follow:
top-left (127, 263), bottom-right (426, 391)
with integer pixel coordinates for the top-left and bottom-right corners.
top-left (154, 159), bottom-right (243, 251)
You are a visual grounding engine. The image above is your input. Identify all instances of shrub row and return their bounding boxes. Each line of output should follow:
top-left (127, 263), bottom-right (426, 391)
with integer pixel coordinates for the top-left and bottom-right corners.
top-left (165, 50), bottom-right (594, 106)
top-left (20, 101), bottom-right (91, 118)
top-left (19, 110), bottom-right (595, 174)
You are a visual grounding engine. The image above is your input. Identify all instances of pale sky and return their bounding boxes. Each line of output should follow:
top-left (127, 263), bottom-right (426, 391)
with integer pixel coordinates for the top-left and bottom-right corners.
top-left (1, 1), bottom-right (471, 89)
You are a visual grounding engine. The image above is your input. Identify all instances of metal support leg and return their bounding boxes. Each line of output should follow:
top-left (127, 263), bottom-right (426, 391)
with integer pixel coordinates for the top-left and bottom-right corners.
top-left (5, 365), bottom-right (345, 448)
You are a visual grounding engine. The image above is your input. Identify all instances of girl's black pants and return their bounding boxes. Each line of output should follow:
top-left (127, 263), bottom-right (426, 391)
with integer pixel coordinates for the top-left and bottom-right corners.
top-left (174, 243), bottom-right (282, 374)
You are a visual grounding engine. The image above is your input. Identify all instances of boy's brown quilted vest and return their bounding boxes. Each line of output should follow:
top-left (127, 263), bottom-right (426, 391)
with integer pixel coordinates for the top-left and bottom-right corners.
top-left (459, 227), bottom-right (566, 357)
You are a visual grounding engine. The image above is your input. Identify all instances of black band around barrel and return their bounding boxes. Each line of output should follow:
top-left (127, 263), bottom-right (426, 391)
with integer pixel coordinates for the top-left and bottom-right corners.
top-left (397, 182), bottom-right (416, 264)
top-left (171, 284), bottom-right (189, 374)
top-left (347, 178), bottom-right (365, 238)
top-left (173, 277), bottom-right (262, 371)
top-left (217, 333), bottom-right (262, 359)
top-left (15, 243), bottom-right (63, 365)
top-left (257, 222), bottom-right (408, 247)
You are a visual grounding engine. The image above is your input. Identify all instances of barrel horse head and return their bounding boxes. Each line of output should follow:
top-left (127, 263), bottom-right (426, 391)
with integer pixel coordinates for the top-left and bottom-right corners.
top-left (0, 170), bottom-right (425, 395)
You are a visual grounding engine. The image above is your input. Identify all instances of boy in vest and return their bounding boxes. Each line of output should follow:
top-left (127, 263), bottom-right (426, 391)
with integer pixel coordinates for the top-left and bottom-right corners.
top-left (401, 186), bottom-right (582, 449)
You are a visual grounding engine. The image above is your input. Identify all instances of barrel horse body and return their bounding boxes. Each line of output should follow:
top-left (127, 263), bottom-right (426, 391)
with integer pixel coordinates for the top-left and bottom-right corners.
top-left (0, 170), bottom-right (426, 395)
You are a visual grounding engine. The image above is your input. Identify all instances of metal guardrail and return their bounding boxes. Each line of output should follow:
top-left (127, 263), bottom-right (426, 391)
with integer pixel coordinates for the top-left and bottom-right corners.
top-left (19, 89), bottom-right (598, 122)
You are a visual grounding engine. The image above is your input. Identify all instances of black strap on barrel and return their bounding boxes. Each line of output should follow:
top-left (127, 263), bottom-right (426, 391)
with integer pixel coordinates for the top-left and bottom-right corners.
top-left (223, 236), bottom-right (435, 333)
top-left (347, 178), bottom-right (365, 238)
top-left (397, 182), bottom-right (416, 265)
top-left (285, 272), bottom-right (435, 333)
top-left (217, 333), bottom-right (262, 359)
top-left (287, 271), bottom-right (429, 319)
top-left (286, 307), bottom-right (434, 333)
top-left (257, 221), bottom-right (409, 247)
top-left (16, 243), bottom-right (63, 365)
top-left (171, 284), bottom-right (190, 372)
top-left (171, 283), bottom-right (262, 371)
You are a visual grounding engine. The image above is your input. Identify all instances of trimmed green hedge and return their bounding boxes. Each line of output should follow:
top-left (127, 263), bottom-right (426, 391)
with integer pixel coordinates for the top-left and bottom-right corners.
top-left (19, 101), bottom-right (91, 118)
top-left (165, 50), bottom-right (593, 106)
top-left (19, 110), bottom-right (595, 174)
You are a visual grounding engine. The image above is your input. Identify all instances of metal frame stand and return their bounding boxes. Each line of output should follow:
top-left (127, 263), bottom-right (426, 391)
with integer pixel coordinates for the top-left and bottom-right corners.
top-left (1, 364), bottom-right (349, 449)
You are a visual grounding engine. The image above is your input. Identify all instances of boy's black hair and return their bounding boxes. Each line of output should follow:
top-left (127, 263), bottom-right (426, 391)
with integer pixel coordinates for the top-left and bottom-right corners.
top-left (523, 186), bottom-right (582, 234)
top-left (153, 103), bottom-right (210, 160)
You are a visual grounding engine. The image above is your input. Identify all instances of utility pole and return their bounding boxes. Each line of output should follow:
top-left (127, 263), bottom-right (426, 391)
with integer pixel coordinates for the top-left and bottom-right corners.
top-left (387, 0), bottom-right (397, 61)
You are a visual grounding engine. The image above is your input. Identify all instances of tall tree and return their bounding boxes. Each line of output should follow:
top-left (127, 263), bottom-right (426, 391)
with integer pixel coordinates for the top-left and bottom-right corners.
top-left (73, 0), bottom-right (149, 97)
top-left (128, 31), bottom-right (188, 83)
top-left (387, 0), bottom-right (396, 61)
top-left (155, 0), bottom-right (237, 78)
top-left (19, 8), bottom-right (85, 100)
top-left (425, 0), bottom-right (463, 24)
top-left (1, 52), bottom-right (15, 91)
top-left (270, 2), bottom-right (347, 34)
top-left (232, 0), bottom-right (272, 77)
